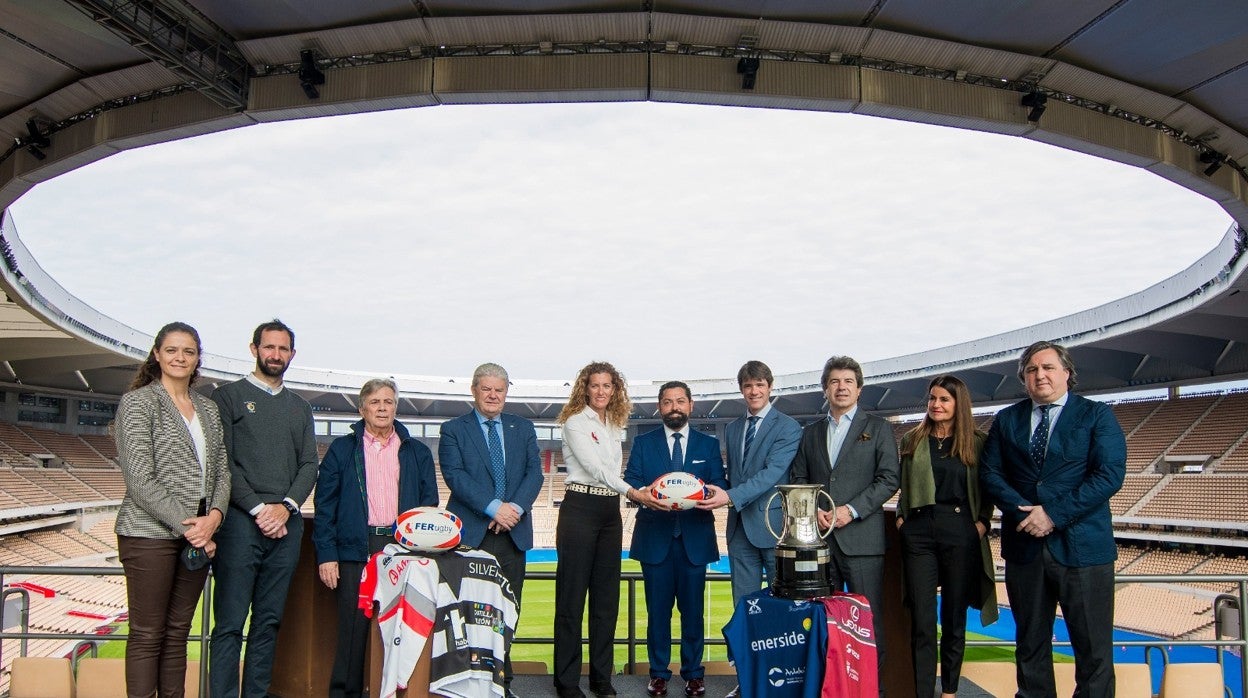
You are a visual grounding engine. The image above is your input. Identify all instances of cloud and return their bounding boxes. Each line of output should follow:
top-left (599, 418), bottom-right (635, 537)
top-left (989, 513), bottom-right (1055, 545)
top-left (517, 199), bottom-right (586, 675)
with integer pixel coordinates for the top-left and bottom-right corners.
top-left (8, 102), bottom-right (1232, 381)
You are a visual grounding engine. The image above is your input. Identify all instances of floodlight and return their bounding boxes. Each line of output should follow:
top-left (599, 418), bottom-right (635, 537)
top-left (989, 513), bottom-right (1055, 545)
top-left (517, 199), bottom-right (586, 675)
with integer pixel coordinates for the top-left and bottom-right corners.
top-left (737, 57), bottom-right (760, 90)
top-left (298, 50), bottom-right (325, 99)
top-left (1199, 151), bottom-right (1224, 177)
top-left (1021, 91), bottom-right (1047, 122)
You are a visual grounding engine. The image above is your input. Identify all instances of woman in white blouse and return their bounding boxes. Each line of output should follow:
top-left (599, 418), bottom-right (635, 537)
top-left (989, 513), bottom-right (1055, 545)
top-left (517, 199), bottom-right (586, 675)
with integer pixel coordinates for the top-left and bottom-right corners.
top-left (114, 322), bottom-right (230, 698)
top-left (552, 362), bottom-right (643, 698)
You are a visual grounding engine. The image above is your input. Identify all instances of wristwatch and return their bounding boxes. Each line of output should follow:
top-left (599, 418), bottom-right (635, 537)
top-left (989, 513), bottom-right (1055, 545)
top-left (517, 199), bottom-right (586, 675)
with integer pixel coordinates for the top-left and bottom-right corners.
top-left (281, 501), bottom-right (299, 517)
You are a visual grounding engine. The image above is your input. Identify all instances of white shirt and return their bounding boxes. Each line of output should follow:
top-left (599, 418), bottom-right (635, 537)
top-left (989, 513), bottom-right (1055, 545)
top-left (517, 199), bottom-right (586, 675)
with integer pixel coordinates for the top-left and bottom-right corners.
top-left (183, 411), bottom-right (207, 496)
top-left (245, 372), bottom-right (284, 395)
top-left (561, 406), bottom-right (629, 494)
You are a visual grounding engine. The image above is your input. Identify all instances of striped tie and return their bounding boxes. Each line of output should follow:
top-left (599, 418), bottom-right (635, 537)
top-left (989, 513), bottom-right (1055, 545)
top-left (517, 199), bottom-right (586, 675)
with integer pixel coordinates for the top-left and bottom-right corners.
top-left (743, 415), bottom-right (759, 463)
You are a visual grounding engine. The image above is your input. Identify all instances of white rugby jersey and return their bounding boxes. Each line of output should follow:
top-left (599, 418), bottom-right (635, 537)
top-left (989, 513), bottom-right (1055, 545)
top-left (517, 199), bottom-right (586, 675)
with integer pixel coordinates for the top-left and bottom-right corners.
top-left (360, 544), bottom-right (518, 698)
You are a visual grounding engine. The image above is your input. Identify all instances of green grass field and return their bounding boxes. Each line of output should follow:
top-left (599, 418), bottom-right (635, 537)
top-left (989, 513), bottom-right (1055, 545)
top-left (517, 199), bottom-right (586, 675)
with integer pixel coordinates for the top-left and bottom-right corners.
top-left (96, 560), bottom-right (1047, 671)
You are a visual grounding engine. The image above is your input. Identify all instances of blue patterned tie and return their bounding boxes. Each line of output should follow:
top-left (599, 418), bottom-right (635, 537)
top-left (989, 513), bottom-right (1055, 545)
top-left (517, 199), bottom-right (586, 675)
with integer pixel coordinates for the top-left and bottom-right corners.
top-left (486, 419), bottom-right (506, 499)
top-left (743, 415), bottom-right (759, 463)
top-left (1029, 405), bottom-right (1052, 468)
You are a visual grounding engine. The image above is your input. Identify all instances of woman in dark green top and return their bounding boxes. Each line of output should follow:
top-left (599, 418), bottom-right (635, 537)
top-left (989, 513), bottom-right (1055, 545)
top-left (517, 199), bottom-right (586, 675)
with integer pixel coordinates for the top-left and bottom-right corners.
top-left (896, 374), bottom-right (998, 698)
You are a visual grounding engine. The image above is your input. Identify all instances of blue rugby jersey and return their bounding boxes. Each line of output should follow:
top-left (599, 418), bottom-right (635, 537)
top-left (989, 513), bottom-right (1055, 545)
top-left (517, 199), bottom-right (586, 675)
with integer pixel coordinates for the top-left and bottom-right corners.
top-left (722, 589), bottom-right (827, 698)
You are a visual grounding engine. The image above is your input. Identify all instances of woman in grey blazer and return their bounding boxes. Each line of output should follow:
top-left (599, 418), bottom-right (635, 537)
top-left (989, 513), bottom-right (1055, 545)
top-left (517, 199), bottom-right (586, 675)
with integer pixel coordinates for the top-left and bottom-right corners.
top-left (114, 322), bottom-right (230, 698)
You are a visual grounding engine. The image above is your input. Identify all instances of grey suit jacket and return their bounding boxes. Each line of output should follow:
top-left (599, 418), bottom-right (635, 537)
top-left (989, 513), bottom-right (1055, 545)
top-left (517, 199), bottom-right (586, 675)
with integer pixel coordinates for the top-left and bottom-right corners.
top-left (115, 382), bottom-right (231, 539)
top-left (790, 409), bottom-right (900, 556)
top-left (724, 407), bottom-right (802, 549)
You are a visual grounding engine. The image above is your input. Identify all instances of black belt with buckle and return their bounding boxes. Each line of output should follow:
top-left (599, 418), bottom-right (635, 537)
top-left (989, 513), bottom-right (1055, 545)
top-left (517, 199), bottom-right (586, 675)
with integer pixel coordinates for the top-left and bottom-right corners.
top-left (369, 526), bottom-right (392, 536)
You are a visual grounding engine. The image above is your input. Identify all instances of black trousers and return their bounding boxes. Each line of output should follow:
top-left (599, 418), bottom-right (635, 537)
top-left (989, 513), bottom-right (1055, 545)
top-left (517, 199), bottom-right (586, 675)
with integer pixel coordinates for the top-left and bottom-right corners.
top-left (899, 504), bottom-right (980, 697)
top-left (1005, 547), bottom-right (1115, 698)
top-left (479, 527), bottom-right (526, 689)
top-left (553, 490), bottom-right (622, 694)
top-left (328, 532), bottom-right (392, 698)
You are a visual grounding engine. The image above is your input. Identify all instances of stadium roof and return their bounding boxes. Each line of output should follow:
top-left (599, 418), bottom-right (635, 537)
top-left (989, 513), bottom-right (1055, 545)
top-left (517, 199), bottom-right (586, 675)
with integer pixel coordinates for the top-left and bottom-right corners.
top-left (1, 1), bottom-right (1247, 420)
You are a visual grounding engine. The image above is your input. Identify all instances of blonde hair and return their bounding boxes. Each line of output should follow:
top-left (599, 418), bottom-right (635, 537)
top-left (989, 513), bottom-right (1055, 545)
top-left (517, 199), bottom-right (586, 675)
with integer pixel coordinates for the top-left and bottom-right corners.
top-left (557, 362), bottom-right (631, 429)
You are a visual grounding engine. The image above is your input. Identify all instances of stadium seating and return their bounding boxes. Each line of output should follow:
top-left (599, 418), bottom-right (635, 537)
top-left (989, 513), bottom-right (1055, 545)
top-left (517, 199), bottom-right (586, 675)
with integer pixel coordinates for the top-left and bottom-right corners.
top-left (1110, 474), bottom-right (1163, 515)
top-left (8, 656), bottom-right (74, 698)
top-left (1124, 396), bottom-right (1217, 472)
top-left (1159, 662), bottom-right (1225, 698)
top-left (1169, 392), bottom-right (1248, 463)
top-left (19, 426), bottom-right (112, 468)
top-left (74, 657), bottom-right (125, 698)
top-left (1135, 474), bottom-right (1248, 522)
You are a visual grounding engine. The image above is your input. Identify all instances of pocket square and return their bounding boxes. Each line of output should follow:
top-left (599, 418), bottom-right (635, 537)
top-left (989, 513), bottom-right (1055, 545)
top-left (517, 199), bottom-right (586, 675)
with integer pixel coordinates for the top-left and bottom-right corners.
top-left (692, 459), bottom-right (706, 464)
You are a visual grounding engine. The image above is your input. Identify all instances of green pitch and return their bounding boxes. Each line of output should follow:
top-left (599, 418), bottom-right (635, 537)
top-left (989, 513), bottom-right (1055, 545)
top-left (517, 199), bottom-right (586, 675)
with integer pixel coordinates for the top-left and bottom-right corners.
top-left (96, 559), bottom-right (1044, 671)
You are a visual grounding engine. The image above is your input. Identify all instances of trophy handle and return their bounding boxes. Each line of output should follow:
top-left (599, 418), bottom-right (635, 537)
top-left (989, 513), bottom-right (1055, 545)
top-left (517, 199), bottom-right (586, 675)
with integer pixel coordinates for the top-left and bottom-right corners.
top-left (818, 489), bottom-right (836, 539)
top-left (764, 490), bottom-right (783, 541)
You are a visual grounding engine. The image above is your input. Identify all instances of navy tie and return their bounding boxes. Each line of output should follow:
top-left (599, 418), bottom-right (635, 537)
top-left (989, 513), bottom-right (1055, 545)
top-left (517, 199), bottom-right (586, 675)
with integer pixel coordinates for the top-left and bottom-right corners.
top-left (486, 419), bottom-right (506, 499)
top-left (1030, 405), bottom-right (1052, 468)
top-left (743, 415), bottom-right (759, 463)
top-left (671, 432), bottom-right (684, 537)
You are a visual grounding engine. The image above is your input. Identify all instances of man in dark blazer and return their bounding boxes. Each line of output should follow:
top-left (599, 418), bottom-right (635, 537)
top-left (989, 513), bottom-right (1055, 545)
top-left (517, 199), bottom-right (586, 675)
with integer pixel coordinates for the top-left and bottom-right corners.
top-left (790, 355), bottom-right (899, 693)
top-left (625, 381), bottom-right (727, 698)
top-left (980, 341), bottom-right (1126, 698)
top-left (439, 362), bottom-right (545, 698)
top-left (313, 378), bottom-right (438, 698)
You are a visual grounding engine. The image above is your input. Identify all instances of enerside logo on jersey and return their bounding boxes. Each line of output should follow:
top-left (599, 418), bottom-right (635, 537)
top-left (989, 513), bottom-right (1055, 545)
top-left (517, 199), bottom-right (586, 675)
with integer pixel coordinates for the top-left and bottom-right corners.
top-left (747, 598), bottom-right (762, 615)
top-left (750, 630), bottom-right (806, 652)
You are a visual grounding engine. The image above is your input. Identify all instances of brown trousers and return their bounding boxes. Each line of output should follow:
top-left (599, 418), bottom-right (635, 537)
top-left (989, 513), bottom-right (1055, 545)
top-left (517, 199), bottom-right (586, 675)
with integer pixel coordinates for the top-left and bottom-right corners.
top-left (118, 535), bottom-right (209, 698)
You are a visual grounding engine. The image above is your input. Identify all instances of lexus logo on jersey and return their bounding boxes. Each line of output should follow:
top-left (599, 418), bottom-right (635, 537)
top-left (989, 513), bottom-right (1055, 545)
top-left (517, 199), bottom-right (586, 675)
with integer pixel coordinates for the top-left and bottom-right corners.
top-left (850, 605), bottom-right (860, 621)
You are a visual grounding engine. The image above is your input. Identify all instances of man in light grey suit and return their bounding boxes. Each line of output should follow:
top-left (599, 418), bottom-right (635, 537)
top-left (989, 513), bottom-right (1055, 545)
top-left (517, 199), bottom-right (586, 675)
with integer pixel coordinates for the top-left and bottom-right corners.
top-left (700, 360), bottom-right (802, 698)
top-left (790, 355), bottom-right (899, 695)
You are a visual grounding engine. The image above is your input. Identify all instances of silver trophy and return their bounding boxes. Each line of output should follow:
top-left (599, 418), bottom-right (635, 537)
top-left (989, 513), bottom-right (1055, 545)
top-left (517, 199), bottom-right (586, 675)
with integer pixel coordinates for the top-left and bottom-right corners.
top-left (766, 484), bottom-right (834, 599)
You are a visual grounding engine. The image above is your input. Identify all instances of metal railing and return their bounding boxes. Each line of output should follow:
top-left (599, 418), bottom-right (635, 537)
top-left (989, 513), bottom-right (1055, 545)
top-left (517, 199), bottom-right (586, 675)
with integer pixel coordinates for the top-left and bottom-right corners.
top-left (3, 566), bottom-right (1246, 696)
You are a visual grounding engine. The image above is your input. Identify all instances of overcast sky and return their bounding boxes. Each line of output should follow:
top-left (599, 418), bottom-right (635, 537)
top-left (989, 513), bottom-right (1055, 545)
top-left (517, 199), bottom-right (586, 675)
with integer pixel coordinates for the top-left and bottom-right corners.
top-left (7, 101), bottom-right (1233, 383)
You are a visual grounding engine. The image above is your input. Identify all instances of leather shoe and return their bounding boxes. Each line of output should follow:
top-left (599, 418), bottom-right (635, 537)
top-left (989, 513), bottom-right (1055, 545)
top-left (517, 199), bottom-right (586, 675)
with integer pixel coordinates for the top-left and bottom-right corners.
top-left (590, 683), bottom-right (617, 697)
top-left (725, 685), bottom-right (740, 698)
top-left (685, 678), bottom-right (706, 697)
top-left (647, 677), bottom-right (669, 697)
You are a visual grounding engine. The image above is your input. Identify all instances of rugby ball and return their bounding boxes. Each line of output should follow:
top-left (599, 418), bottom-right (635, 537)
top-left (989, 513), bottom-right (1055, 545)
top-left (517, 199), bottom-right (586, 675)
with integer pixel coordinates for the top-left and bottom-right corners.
top-left (650, 471), bottom-right (708, 510)
top-left (394, 507), bottom-right (462, 553)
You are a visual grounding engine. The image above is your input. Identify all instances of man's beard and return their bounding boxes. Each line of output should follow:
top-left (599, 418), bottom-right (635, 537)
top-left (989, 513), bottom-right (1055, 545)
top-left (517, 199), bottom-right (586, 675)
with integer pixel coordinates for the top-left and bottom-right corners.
top-left (256, 357), bottom-right (288, 378)
top-left (662, 410), bottom-right (688, 430)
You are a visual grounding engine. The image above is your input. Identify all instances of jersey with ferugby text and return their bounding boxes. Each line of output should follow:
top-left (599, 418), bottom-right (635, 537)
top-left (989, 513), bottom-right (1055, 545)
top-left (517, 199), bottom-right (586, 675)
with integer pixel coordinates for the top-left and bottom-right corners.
top-left (820, 592), bottom-right (878, 698)
top-left (359, 544), bottom-right (518, 698)
top-left (722, 589), bottom-right (827, 698)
